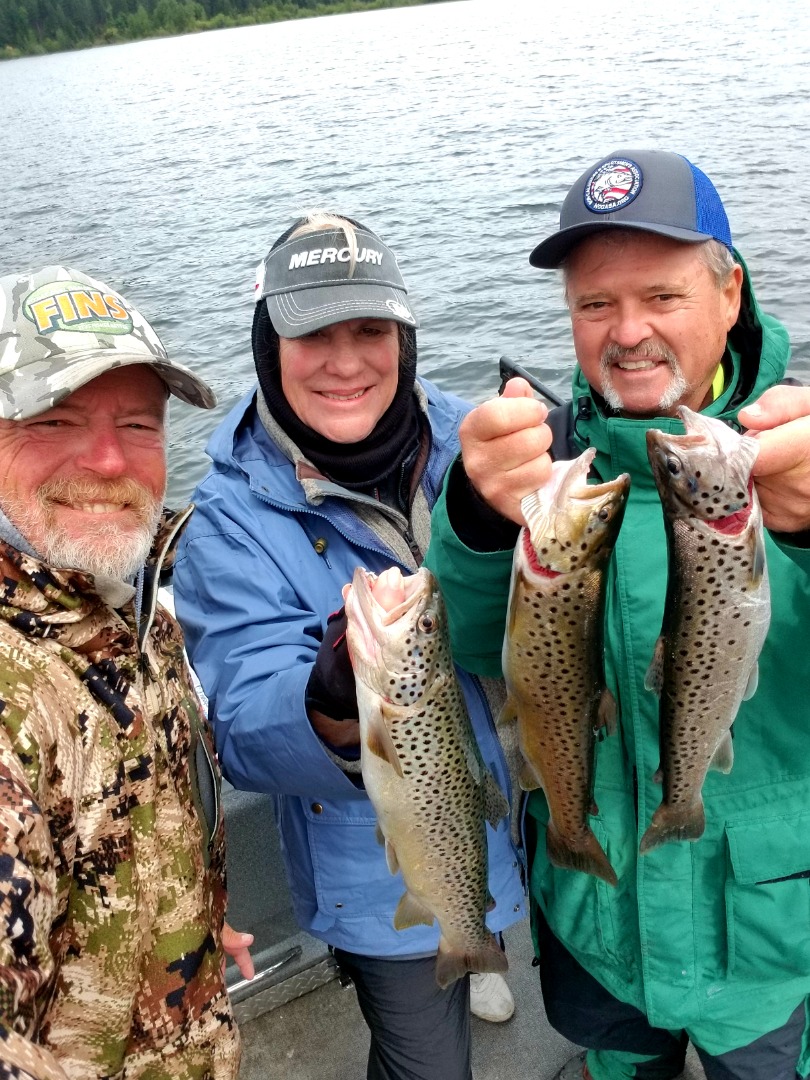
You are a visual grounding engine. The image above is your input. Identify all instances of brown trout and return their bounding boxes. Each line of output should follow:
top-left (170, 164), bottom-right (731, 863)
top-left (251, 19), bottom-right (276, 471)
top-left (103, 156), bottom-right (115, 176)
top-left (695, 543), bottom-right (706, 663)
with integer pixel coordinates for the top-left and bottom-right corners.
top-left (501, 449), bottom-right (630, 887)
top-left (344, 565), bottom-right (509, 988)
top-left (641, 407), bottom-right (770, 854)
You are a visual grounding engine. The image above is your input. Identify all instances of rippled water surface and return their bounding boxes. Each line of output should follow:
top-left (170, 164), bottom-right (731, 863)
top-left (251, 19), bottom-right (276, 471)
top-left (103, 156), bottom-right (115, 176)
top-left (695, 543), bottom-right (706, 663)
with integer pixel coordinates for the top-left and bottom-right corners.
top-left (2, 0), bottom-right (810, 501)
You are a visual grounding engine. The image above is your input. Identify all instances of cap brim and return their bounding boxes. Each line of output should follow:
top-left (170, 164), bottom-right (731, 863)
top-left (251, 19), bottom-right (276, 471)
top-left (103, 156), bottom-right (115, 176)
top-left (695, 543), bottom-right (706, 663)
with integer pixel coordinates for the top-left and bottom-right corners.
top-left (10, 351), bottom-right (216, 420)
top-left (265, 283), bottom-right (419, 338)
top-left (529, 221), bottom-right (716, 268)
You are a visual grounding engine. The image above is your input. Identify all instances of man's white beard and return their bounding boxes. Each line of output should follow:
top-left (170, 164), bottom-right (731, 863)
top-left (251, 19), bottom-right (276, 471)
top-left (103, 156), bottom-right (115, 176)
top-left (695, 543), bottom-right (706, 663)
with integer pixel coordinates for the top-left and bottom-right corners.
top-left (4, 479), bottom-right (163, 581)
top-left (41, 520), bottom-right (159, 581)
top-left (600, 341), bottom-right (688, 414)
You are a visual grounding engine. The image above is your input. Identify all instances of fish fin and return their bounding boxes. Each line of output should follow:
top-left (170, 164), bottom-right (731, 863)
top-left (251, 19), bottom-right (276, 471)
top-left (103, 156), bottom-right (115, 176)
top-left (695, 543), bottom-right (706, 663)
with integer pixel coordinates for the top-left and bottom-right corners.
top-left (486, 893), bottom-right (496, 913)
top-left (497, 695), bottom-right (518, 728)
top-left (483, 770), bottom-right (510, 827)
top-left (462, 737), bottom-right (483, 785)
top-left (751, 527), bottom-right (767, 587)
top-left (393, 891), bottom-right (435, 931)
top-left (434, 932), bottom-right (508, 989)
top-left (709, 731), bottom-right (734, 774)
top-left (742, 663), bottom-right (759, 702)
top-left (366, 706), bottom-right (405, 778)
top-left (644, 638), bottom-right (666, 695)
top-left (546, 821), bottom-right (617, 886)
top-left (596, 688), bottom-right (618, 738)
top-left (375, 823), bottom-right (385, 846)
top-left (639, 800), bottom-right (706, 854)
top-left (384, 838), bottom-right (400, 875)
top-left (652, 767), bottom-right (663, 785)
top-left (492, 709), bottom-right (524, 843)
top-left (519, 759), bottom-right (543, 791)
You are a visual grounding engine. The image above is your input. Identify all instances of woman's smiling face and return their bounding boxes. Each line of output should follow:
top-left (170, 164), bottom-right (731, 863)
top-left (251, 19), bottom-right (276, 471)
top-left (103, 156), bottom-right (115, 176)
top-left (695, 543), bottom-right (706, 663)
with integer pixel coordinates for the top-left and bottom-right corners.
top-left (278, 318), bottom-right (400, 443)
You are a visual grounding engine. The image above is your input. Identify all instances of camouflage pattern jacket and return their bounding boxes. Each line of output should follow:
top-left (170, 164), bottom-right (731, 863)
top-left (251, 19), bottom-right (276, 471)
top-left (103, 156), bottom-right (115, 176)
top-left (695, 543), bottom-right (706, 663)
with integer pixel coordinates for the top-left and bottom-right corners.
top-left (0, 509), bottom-right (240, 1080)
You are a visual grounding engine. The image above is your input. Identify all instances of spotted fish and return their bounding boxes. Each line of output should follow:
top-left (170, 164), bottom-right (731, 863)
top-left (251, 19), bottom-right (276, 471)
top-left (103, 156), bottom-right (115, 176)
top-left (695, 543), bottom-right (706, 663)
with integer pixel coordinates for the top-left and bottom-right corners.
top-left (344, 565), bottom-right (509, 988)
top-left (501, 449), bottom-right (630, 886)
top-left (641, 406), bottom-right (770, 853)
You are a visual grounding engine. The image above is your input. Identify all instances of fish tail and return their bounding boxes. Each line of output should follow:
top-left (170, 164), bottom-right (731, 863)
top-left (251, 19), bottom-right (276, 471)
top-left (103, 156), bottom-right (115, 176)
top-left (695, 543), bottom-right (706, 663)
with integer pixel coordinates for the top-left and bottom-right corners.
top-left (639, 800), bottom-right (706, 854)
top-left (546, 822), bottom-right (618, 887)
top-left (434, 932), bottom-right (509, 989)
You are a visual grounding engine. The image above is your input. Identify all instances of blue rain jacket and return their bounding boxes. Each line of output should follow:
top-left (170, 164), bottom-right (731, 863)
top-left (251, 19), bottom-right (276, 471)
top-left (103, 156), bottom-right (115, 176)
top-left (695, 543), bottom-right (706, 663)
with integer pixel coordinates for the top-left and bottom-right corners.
top-left (173, 380), bottom-right (526, 957)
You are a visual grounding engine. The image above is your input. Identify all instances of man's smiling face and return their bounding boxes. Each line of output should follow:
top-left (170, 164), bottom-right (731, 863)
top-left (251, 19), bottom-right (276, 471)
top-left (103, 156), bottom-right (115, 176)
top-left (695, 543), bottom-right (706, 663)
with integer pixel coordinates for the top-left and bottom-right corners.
top-left (0, 365), bottom-right (168, 579)
top-left (565, 231), bottom-right (743, 418)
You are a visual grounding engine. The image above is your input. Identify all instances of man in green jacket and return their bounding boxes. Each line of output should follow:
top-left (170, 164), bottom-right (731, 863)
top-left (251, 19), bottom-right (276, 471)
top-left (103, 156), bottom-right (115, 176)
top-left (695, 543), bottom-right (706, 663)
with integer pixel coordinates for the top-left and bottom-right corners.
top-left (424, 150), bottom-right (810, 1080)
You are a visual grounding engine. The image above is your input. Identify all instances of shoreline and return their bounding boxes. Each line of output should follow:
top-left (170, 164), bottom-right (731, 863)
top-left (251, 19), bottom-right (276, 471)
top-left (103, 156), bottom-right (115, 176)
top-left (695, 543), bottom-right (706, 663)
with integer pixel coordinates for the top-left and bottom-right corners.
top-left (1, 0), bottom-right (434, 60)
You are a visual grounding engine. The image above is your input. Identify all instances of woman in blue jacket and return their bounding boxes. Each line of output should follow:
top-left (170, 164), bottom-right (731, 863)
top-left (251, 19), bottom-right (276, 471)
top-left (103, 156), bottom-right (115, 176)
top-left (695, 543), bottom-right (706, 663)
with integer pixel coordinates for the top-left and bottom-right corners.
top-left (173, 212), bottom-right (525, 1080)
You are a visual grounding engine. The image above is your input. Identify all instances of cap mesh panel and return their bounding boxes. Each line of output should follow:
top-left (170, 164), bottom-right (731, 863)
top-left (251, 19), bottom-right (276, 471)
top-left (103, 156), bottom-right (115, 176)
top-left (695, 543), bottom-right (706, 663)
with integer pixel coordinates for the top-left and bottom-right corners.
top-left (687, 162), bottom-right (733, 249)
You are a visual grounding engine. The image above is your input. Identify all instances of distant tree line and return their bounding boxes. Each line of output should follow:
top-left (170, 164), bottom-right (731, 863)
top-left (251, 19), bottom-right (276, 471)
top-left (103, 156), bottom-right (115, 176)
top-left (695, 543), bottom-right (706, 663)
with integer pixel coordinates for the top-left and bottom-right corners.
top-left (1, 0), bottom-right (440, 57)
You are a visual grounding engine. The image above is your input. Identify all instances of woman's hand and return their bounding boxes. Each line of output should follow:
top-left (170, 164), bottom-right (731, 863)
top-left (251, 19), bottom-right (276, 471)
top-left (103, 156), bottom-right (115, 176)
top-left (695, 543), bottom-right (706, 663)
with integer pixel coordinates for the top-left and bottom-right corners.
top-left (306, 608), bottom-right (360, 748)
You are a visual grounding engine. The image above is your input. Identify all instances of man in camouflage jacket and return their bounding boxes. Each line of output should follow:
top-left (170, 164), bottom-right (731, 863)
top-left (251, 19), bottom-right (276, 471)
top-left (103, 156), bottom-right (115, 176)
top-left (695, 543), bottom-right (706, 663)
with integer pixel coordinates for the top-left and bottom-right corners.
top-left (0, 266), bottom-right (243, 1080)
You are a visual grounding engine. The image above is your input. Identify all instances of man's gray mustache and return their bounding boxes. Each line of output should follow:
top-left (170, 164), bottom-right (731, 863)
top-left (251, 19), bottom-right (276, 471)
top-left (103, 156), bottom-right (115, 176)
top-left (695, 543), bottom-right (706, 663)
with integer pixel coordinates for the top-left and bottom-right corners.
top-left (602, 342), bottom-right (679, 366)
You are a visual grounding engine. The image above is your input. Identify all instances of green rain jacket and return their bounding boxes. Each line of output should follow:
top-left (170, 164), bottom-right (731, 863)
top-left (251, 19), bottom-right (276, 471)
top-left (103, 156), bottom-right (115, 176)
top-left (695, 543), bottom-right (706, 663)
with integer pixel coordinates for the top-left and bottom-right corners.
top-left (425, 256), bottom-right (810, 1058)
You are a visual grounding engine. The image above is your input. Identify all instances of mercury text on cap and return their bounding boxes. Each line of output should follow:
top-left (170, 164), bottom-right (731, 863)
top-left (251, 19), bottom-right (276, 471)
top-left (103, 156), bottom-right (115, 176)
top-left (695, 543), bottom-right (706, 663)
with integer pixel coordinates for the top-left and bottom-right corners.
top-left (289, 247), bottom-right (385, 270)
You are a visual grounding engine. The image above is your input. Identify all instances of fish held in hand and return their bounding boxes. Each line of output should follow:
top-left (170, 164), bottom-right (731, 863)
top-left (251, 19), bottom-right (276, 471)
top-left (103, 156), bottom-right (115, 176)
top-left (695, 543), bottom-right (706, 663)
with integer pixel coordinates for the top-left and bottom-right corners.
top-left (642, 407), bottom-right (770, 854)
top-left (501, 448), bottom-right (630, 887)
top-left (344, 565), bottom-right (509, 988)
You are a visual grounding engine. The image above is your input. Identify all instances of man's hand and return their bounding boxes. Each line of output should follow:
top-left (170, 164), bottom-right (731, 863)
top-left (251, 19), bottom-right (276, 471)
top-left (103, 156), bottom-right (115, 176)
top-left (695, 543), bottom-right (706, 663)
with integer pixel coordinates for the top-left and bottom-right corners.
top-left (460, 378), bottom-right (554, 524)
top-left (222, 922), bottom-right (255, 980)
top-left (738, 386), bottom-right (810, 533)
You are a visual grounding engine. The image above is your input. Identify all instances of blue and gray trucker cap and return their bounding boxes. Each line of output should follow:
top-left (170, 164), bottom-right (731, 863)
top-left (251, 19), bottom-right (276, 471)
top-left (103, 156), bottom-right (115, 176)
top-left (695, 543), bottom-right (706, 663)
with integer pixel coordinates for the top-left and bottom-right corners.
top-left (529, 149), bottom-right (733, 268)
top-left (0, 265), bottom-right (216, 420)
top-left (255, 227), bottom-right (419, 338)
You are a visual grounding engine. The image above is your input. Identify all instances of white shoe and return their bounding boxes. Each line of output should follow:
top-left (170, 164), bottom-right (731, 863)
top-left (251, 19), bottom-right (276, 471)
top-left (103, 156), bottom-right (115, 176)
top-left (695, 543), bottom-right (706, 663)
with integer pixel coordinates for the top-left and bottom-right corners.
top-left (469, 972), bottom-right (515, 1022)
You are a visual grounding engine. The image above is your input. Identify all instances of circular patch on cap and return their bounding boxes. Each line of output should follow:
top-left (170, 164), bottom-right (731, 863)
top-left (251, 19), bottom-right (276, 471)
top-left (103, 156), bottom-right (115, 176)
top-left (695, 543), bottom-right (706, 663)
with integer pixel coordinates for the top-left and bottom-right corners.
top-left (584, 159), bottom-right (642, 214)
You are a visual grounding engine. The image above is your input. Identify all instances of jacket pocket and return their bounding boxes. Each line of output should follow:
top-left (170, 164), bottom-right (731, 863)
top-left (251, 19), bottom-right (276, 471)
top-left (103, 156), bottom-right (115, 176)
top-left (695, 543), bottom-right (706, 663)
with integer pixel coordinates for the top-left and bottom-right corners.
top-left (529, 804), bottom-right (622, 965)
top-left (305, 799), bottom-right (407, 919)
top-left (725, 813), bottom-right (810, 980)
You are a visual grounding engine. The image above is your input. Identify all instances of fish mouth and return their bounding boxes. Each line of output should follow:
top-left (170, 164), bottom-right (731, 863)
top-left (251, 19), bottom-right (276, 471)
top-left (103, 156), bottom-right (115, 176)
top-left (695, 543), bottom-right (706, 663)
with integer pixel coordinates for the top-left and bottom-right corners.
top-left (647, 406), bottom-right (760, 521)
top-left (352, 566), bottom-right (428, 621)
top-left (547, 449), bottom-right (624, 513)
top-left (346, 568), bottom-right (438, 695)
top-left (521, 449), bottom-right (629, 566)
top-left (549, 448), bottom-right (596, 511)
top-left (347, 566), bottom-right (431, 654)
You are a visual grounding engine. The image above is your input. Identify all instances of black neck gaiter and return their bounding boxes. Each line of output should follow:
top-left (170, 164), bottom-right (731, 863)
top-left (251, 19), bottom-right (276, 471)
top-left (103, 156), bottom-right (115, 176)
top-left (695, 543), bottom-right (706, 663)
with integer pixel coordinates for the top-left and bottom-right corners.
top-left (252, 302), bottom-right (421, 489)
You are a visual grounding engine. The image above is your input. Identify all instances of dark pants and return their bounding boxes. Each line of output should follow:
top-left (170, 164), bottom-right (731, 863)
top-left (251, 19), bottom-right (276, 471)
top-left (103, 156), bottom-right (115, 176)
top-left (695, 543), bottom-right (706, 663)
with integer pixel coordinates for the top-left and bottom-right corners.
top-left (332, 948), bottom-right (472, 1080)
top-left (535, 905), bottom-right (806, 1080)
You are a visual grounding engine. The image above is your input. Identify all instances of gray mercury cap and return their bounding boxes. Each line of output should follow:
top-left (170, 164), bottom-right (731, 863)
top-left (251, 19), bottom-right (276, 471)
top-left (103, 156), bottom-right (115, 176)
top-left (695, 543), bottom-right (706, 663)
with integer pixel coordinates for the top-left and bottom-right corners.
top-left (529, 149), bottom-right (734, 269)
top-left (0, 265), bottom-right (217, 420)
top-left (255, 227), bottom-right (419, 338)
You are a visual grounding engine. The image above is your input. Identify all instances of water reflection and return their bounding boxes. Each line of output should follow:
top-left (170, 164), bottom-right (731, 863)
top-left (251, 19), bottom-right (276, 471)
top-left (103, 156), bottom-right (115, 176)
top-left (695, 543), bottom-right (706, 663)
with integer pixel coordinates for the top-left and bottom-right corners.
top-left (1, 0), bottom-right (809, 501)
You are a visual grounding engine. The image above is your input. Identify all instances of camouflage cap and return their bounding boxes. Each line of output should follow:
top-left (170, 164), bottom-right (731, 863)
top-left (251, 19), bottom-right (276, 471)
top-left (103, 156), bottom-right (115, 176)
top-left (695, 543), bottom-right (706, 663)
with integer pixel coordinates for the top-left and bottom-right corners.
top-left (0, 266), bottom-right (216, 420)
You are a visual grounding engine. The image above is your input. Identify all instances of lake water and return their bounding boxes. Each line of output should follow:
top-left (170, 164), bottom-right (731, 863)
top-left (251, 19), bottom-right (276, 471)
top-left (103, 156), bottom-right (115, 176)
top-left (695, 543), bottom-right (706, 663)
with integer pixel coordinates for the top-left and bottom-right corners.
top-left (2, 0), bottom-right (810, 503)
